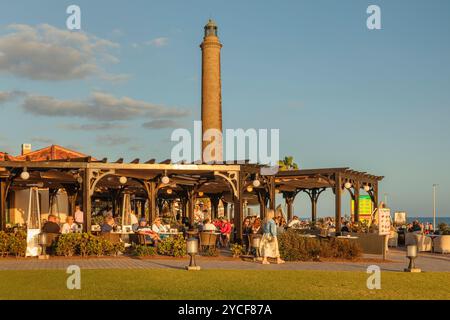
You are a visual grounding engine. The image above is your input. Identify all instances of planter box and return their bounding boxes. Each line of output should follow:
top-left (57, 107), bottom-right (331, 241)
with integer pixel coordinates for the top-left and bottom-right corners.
top-left (350, 232), bottom-right (385, 255)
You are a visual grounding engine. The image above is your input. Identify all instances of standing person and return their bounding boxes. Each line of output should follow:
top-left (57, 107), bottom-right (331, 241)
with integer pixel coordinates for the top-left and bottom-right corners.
top-left (242, 217), bottom-right (252, 252)
top-left (260, 209), bottom-right (285, 265)
top-left (220, 218), bottom-right (232, 248)
top-left (74, 205), bottom-right (84, 225)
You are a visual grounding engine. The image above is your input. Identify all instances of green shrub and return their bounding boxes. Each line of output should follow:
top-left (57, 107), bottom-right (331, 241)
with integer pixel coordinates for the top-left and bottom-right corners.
top-left (0, 231), bottom-right (9, 257)
top-left (157, 235), bottom-right (186, 257)
top-left (54, 233), bottom-right (125, 257)
top-left (202, 247), bottom-right (219, 257)
top-left (8, 231), bottom-right (27, 257)
top-left (55, 233), bottom-right (79, 257)
top-left (132, 244), bottom-right (157, 257)
top-left (278, 230), bottom-right (362, 261)
top-left (230, 243), bottom-right (244, 257)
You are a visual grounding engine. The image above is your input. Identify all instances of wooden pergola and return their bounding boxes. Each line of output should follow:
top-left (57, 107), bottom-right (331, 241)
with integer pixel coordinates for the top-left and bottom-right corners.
top-left (275, 168), bottom-right (384, 232)
top-left (0, 158), bottom-right (382, 240)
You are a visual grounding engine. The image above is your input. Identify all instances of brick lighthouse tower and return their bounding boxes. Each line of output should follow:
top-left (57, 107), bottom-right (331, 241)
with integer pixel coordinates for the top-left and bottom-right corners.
top-left (200, 19), bottom-right (223, 162)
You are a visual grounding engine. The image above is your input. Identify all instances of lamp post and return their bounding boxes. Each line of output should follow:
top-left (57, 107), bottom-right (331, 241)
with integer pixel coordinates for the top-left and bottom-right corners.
top-left (433, 184), bottom-right (438, 232)
top-left (383, 193), bottom-right (388, 207)
top-left (404, 245), bottom-right (420, 272)
top-left (186, 237), bottom-right (200, 271)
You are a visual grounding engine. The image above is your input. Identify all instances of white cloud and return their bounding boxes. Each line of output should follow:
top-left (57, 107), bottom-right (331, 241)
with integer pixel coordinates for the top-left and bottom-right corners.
top-left (146, 37), bottom-right (169, 48)
top-left (142, 119), bottom-right (182, 129)
top-left (0, 90), bottom-right (26, 104)
top-left (22, 91), bottom-right (190, 121)
top-left (0, 24), bottom-right (125, 81)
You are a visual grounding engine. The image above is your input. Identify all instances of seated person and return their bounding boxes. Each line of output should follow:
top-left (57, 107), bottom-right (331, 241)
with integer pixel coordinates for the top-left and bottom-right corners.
top-left (202, 218), bottom-right (217, 232)
top-left (42, 214), bottom-right (61, 234)
top-left (101, 216), bottom-right (115, 233)
top-left (287, 216), bottom-right (301, 228)
top-left (152, 217), bottom-right (169, 236)
top-left (136, 218), bottom-right (160, 244)
top-left (61, 216), bottom-right (78, 234)
top-left (341, 221), bottom-right (350, 233)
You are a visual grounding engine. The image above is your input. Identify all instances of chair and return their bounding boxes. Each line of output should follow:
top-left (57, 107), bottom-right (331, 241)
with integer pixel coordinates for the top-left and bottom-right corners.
top-left (248, 233), bottom-right (262, 258)
top-left (405, 232), bottom-right (432, 252)
top-left (199, 232), bottom-right (217, 252)
top-left (433, 235), bottom-right (450, 254)
top-left (388, 231), bottom-right (398, 247)
top-left (100, 232), bottom-right (121, 244)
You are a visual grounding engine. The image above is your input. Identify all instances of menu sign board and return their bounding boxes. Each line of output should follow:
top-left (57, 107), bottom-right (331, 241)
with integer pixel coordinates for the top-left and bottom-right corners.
top-left (351, 195), bottom-right (373, 222)
top-left (378, 208), bottom-right (391, 236)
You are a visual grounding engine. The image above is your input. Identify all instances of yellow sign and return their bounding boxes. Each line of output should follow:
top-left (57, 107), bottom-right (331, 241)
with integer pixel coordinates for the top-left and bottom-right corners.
top-left (351, 195), bottom-right (373, 222)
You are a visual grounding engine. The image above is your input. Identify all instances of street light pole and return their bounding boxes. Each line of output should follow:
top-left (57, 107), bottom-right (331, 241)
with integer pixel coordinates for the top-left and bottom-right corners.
top-left (384, 193), bottom-right (388, 207)
top-left (433, 184), bottom-right (438, 231)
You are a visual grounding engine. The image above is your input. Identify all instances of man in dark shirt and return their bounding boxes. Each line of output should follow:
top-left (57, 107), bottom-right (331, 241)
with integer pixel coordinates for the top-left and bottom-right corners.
top-left (42, 215), bottom-right (61, 234)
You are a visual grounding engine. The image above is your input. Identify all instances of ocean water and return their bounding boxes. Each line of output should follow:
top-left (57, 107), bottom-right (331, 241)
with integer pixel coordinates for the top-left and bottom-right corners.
top-left (407, 217), bottom-right (450, 225)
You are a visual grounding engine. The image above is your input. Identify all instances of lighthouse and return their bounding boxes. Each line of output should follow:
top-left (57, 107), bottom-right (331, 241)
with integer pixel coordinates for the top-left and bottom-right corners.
top-left (200, 19), bottom-right (223, 163)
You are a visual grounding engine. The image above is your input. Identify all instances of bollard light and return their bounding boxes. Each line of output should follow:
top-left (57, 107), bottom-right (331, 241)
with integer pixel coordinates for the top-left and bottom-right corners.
top-left (186, 237), bottom-right (200, 271)
top-left (38, 233), bottom-right (49, 260)
top-left (404, 245), bottom-right (421, 272)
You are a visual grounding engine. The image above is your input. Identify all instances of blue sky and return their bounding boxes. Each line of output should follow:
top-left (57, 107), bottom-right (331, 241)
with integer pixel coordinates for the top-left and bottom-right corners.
top-left (0, 0), bottom-right (449, 218)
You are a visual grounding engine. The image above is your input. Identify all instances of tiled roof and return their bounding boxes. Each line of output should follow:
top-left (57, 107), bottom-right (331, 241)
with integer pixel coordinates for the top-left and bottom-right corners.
top-left (11, 145), bottom-right (95, 161)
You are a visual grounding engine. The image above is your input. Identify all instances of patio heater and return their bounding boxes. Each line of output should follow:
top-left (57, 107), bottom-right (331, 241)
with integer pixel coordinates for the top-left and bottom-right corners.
top-left (186, 237), bottom-right (201, 271)
top-left (121, 193), bottom-right (132, 233)
top-left (404, 245), bottom-right (421, 273)
top-left (26, 187), bottom-right (42, 257)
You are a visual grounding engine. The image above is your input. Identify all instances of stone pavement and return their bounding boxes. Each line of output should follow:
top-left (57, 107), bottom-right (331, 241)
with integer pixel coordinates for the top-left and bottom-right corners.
top-left (0, 248), bottom-right (448, 272)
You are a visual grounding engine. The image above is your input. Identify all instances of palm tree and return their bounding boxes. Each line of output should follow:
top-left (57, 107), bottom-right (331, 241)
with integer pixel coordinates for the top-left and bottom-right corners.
top-left (278, 156), bottom-right (299, 171)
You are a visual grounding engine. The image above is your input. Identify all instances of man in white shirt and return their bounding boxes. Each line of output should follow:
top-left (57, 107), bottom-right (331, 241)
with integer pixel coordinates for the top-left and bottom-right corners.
top-left (74, 205), bottom-right (84, 225)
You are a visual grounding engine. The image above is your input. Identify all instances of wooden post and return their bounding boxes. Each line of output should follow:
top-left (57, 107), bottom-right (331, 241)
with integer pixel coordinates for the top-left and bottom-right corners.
top-left (0, 179), bottom-right (7, 231)
top-left (223, 201), bottom-right (228, 219)
top-left (354, 181), bottom-right (360, 222)
top-left (335, 172), bottom-right (342, 235)
top-left (82, 169), bottom-right (92, 232)
top-left (283, 191), bottom-right (297, 221)
top-left (311, 189), bottom-right (318, 222)
top-left (209, 194), bottom-right (220, 219)
top-left (187, 189), bottom-right (195, 227)
top-left (268, 176), bottom-right (276, 212)
top-left (148, 181), bottom-right (157, 223)
top-left (234, 172), bottom-right (244, 243)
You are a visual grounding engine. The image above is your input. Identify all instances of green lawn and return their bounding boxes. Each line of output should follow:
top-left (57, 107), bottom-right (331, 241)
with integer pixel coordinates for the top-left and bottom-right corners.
top-left (0, 269), bottom-right (448, 300)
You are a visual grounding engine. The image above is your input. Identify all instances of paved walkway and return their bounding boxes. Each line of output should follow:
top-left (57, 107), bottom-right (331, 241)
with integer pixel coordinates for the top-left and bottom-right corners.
top-left (0, 248), bottom-right (448, 272)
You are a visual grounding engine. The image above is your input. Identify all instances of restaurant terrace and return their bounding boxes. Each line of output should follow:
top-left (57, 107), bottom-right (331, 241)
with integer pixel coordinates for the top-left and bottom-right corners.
top-left (0, 149), bottom-right (383, 240)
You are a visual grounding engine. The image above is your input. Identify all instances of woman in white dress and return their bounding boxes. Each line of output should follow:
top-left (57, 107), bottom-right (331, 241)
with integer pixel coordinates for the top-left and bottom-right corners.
top-left (260, 209), bottom-right (285, 265)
